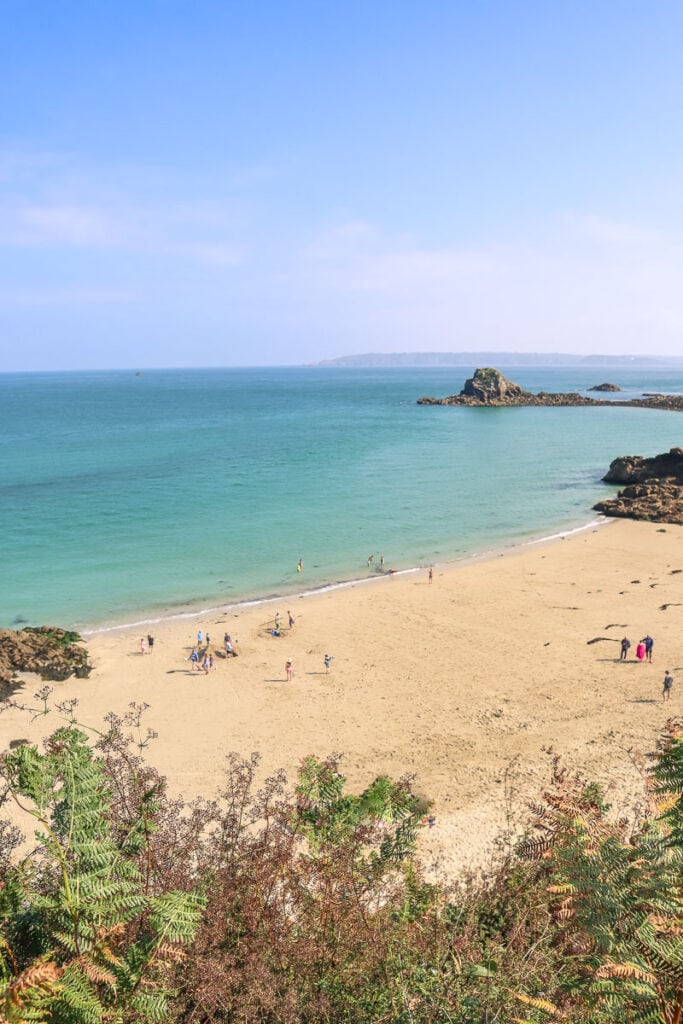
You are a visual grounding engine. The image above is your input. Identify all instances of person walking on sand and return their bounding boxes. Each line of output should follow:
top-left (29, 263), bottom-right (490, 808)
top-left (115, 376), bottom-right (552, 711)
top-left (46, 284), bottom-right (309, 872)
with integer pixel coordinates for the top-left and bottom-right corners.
top-left (663, 670), bottom-right (674, 701)
top-left (642, 634), bottom-right (654, 662)
top-left (287, 610), bottom-right (295, 628)
top-left (620, 636), bottom-right (631, 660)
top-left (428, 567), bottom-right (433, 584)
top-left (286, 658), bottom-right (294, 681)
top-left (324, 654), bottom-right (333, 673)
top-left (189, 647), bottom-right (199, 670)
top-left (636, 641), bottom-right (646, 662)
top-left (140, 637), bottom-right (147, 656)
top-left (147, 634), bottom-right (154, 653)
top-left (197, 630), bottom-right (203, 647)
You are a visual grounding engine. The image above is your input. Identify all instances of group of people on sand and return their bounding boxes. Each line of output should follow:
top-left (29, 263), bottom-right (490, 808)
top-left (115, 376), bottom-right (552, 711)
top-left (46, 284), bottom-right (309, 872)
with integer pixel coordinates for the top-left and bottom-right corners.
top-left (140, 634), bottom-right (154, 655)
top-left (185, 630), bottom-right (238, 673)
top-left (269, 610), bottom-right (295, 638)
top-left (620, 633), bottom-right (654, 663)
top-left (283, 653), bottom-right (333, 682)
top-left (620, 632), bottom-right (674, 701)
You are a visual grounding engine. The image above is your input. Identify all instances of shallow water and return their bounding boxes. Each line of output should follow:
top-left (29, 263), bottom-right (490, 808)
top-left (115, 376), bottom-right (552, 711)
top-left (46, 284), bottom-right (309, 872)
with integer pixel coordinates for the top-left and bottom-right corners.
top-left (1, 365), bottom-right (680, 629)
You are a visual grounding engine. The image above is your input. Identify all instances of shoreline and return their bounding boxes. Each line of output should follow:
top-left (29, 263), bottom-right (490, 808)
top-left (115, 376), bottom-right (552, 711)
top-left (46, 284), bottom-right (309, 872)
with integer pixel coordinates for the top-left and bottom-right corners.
top-left (80, 514), bottom-right (611, 636)
top-left (2, 515), bottom-right (681, 878)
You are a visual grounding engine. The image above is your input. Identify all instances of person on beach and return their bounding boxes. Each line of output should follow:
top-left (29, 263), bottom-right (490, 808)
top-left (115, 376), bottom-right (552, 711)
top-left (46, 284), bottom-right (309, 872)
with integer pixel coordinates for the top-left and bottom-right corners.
top-left (620, 636), bottom-right (631, 660)
top-left (140, 637), bottom-right (147, 656)
top-left (147, 634), bottom-right (154, 653)
top-left (189, 647), bottom-right (199, 670)
top-left (379, 556), bottom-right (384, 571)
top-left (202, 653), bottom-right (213, 674)
top-left (636, 641), bottom-right (646, 662)
top-left (197, 630), bottom-right (203, 647)
top-left (642, 634), bottom-right (654, 662)
top-left (205, 633), bottom-right (211, 648)
top-left (288, 610), bottom-right (295, 628)
top-left (286, 658), bottom-right (294, 681)
top-left (323, 654), bottom-right (334, 673)
top-left (367, 554), bottom-right (374, 568)
top-left (297, 559), bottom-right (303, 574)
top-left (428, 567), bottom-right (433, 584)
top-left (663, 670), bottom-right (674, 701)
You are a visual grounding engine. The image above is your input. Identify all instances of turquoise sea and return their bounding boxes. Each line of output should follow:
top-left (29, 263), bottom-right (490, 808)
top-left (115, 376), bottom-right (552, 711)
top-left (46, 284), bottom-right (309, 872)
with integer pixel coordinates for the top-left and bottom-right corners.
top-left (1, 365), bottom-right (681, 632)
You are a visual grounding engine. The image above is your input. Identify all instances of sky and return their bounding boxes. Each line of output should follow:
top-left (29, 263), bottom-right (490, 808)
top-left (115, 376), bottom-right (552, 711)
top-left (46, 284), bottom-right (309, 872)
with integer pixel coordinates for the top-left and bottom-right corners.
top-left (3, 1), bottom-right (683, 369)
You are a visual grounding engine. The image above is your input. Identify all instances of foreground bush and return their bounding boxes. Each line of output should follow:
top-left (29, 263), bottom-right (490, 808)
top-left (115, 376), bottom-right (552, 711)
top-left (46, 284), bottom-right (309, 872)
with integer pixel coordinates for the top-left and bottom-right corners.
top-left (2, 697), bottom-right (683, 1023)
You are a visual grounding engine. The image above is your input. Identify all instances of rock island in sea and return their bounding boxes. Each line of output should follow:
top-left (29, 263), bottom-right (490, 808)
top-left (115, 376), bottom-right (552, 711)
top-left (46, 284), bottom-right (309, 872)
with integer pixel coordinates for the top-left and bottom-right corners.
top-left (417, 366), bottom-right (683, 411)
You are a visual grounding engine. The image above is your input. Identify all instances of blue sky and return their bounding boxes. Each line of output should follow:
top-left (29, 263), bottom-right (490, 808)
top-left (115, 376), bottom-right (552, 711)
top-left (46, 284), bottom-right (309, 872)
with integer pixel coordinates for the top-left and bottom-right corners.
top-left (3, 1), bottom-right (683, 369)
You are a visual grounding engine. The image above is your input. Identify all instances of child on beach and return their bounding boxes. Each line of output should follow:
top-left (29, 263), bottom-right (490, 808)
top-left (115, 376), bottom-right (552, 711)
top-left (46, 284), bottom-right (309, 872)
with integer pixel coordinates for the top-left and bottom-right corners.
top-left (286, 658), bottom-right (294, 681)
top-left (324, 654), bottom-right (333, 673)
top-left (140, 637), bottom-right (147, 656)
top-left (663, 670), bottom-right (673, 701)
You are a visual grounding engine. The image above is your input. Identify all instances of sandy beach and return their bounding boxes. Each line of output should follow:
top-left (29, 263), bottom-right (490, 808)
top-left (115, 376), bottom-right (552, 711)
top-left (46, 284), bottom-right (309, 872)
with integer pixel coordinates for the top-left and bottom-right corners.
top-left (2, 517), bottom-right (682, 879)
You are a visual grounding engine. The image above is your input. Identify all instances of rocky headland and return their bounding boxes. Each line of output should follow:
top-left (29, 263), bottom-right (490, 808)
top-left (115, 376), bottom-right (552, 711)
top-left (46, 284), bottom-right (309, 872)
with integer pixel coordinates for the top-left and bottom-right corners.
top-left (0, 626), bottom-right (91, 691)
top-left (417, 367), bottom-right (683, 410)
top-left (593, 448), bottom-right (683, 525)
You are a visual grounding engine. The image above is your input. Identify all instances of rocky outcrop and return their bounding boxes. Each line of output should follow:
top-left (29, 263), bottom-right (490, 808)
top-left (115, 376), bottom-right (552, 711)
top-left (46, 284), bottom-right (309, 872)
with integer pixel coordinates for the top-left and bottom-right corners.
top-left (0, 627), bottom-right (92, 690)
top-left (417, 368), bottom-right (594, 406)
top-left (588, 382), bottom-right (621, 391)
top-left (417, 368), bottom-right (683, 411)
top-left (593, 448), bottom-right (683, 524)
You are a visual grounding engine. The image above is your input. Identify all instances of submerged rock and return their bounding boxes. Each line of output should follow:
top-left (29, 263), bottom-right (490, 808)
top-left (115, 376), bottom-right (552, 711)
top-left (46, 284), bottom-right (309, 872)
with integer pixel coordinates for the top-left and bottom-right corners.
top-left (594, 448), bottom-right (683, 525)
top-left (0, 626), bottom-right (92, 690)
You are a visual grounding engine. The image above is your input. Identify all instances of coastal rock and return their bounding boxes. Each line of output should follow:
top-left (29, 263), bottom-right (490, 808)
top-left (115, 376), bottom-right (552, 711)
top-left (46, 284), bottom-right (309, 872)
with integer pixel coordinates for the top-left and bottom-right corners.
top-left (0, 626), bottom-right (91, 690)
top-left (417, 367), bottom-right (683, 411)
top-left (417, 367), bottom-right (595, 407)
top-left (594, 448), bottom-right (683, 525)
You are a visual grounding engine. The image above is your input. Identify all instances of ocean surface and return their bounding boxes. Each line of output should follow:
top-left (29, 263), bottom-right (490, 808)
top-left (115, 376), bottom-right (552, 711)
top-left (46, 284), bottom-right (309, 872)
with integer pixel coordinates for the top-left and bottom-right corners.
top-left (1, 365), bottom-right (681, 632)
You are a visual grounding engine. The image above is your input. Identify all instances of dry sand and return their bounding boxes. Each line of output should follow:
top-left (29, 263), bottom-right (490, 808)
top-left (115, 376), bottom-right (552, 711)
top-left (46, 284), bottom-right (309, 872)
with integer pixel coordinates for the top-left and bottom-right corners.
top-left (2, 518), bottom-right (682, 879)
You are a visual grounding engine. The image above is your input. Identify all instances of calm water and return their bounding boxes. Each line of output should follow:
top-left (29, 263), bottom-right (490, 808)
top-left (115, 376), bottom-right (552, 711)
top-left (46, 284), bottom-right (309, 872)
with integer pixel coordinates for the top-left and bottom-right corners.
top-left (0, 365), bottom-right (681, 630)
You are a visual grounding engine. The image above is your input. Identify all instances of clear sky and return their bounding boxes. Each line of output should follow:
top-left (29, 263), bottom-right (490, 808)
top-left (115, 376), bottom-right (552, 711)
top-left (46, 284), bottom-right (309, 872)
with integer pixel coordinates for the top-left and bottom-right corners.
top-left (3, 1), bottom-right (683, 369)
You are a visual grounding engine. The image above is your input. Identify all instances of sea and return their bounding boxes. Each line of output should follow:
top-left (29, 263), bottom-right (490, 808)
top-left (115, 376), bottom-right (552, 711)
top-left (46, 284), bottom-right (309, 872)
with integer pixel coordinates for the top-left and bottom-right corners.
top-left (1, 365), bottom-right (681, 633)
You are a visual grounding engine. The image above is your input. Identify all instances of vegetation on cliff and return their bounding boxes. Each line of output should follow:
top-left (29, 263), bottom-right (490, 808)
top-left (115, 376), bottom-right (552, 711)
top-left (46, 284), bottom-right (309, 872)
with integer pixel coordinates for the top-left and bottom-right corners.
top-left (2, 694), bottom-right (683, 1022)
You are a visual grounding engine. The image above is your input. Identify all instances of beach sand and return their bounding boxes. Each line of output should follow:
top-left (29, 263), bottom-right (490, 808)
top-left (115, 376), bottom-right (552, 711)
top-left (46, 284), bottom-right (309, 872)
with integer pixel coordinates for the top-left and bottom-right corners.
top-left (2, 518), bottom-right (682, 879)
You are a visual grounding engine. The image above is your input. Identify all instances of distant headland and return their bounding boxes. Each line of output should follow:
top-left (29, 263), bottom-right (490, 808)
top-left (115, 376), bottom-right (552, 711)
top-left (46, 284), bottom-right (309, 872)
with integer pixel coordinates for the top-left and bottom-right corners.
top-left (416, 367), bottom-right (683, 411)
top-left (312, 352), bottom-right (683, 368)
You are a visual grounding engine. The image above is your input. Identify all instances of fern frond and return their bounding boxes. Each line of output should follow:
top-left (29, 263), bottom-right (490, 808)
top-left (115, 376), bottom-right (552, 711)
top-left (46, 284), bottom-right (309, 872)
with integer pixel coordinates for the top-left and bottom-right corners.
top-left (594, 960), bottom-right (657, 984)
top-left (513, 991), bottom-right (560, 1015)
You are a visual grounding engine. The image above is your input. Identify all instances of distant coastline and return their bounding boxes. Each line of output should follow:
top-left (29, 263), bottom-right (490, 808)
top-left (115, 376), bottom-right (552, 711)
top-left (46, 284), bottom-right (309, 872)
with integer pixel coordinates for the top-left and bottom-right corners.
top-left (312, 351), bottom-right (683, 368)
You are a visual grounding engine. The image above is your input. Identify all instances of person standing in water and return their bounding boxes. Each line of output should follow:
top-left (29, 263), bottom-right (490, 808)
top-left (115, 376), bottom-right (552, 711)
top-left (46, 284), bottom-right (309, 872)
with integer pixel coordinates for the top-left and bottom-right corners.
top-left (297, 558), bottom-right (303, 574)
